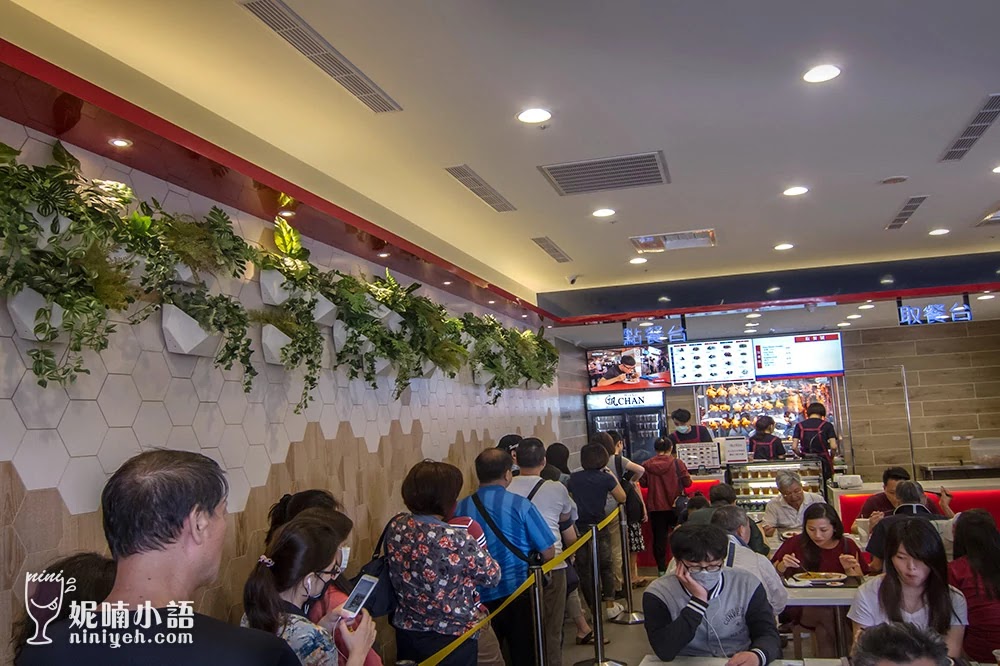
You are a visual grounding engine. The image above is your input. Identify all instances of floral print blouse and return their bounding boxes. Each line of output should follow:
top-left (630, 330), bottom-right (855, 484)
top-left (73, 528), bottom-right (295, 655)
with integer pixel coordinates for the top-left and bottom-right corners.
top-left (241, 604), bottom-right (340, 666)
top-left (386, 514), bottom-right (501, 636)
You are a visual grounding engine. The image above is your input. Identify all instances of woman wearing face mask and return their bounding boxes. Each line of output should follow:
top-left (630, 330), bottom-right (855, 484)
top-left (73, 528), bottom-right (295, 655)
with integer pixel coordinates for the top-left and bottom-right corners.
top-left (771, 503), bottom-right (866, 656)
top-left (386, 460), bottom-right (501, 665)
top-left (848, 519), bottom-right (968, 658)
top-left (244, 508), bottom-right (377, 665)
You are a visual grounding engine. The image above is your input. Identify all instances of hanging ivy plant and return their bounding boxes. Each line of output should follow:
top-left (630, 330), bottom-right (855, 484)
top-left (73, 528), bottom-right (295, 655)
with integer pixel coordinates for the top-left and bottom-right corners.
top-left (460, 313), bottom-right (522, 403)
top-left (249, 295), bottom-right (323, 413)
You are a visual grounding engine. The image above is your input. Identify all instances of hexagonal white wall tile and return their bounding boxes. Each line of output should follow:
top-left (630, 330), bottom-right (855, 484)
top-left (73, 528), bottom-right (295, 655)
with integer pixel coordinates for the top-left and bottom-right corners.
top-left (0, 337), bottom-right (25, 399)
top-left (377, 406), bottom-right (391, 437)
top-left (0, 117), bottom-right (27, 153)
top-left (318, 369), bottom-right (338, 405)
top-left (13, 377), bottom-right (69, 429)
top-left (263, 383), bottom-right (287, 424)
top-left (218, 381), bottom-right (248, 425)
top-left (13, 430), bottom-right (69, 490)
top-left (243, 444), bottom-right (271, 487)
top-left (164, 378), bottom-right (199, 426)
top-left (362, 398), bottom-right (378, 422)
top-left (133, 402), bottom-right (172, 449)
top-left (398, 405), bottom-right (413, 436)
top-left (166, 426), bottom-right (199, 452)
top-left (134, 311), bottom-right (165, 352)
top-left (348, 379), bottom-right (366, 406)
top-left (192, 357), bottom-right (225, 402)
top-left (219, 425), bottom-right (249, 469)
top-left (200, 447), bottom-right (224, 468)
top-left (348, 407), bottom-right (367, 439)
top-left (193, 403), bottom-right (225, 448)
top-left (97, 375), bottom-right (141, 428)
top-left (242, 403), bottom-right (268, 446)
top-left (318, 404), bottom-right (340, 440)
top-left (164, 350), bottom-right (198, 378)
top-left (0, 298), bottom-right (14, 337)
top-left (363, 421), bottom-right (381, 453)
top-left (0, 399), bottom-right (26, 461)
top-left (264, 423), bottom-right (290, 463)
top-left (226, 468), bottom-right (251, 513)
top-left (58, 401), bottom-right (109, 457)
top-left (58, 456), bottom-right (107, 514)
top-left (100, 326), bottom-right (141, 374)
top-left (133, 351), bottom-right (171, 401)
top-left (283, 410), bottom-right (307, 443)
top-left (98, 428), bottom-right (140, 474)
top-left (66, 349), bottom-right (107, 400)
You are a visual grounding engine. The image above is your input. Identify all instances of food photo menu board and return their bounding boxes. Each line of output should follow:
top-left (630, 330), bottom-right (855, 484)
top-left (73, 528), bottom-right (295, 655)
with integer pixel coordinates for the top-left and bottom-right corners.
top-left (668, 339), bottom-right (755, 386)
top-left (669, 332), bottom-right (844, 386)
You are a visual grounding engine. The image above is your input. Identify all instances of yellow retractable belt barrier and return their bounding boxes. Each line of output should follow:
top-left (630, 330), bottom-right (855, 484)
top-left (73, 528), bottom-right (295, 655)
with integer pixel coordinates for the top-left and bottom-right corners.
top-left (419, 507), bottom-right (620, 666)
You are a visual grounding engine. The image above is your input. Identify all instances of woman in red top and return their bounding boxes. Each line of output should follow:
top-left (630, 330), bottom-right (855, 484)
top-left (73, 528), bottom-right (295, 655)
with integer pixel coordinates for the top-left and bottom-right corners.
top-left (748, 415), bottom-right (785, 460)
top-left (772, 503), bottom-right (867, 657)
top-left (641, 436), bottom-right (692, 575)
top-left (948, 509), bottom-right (1000, 662)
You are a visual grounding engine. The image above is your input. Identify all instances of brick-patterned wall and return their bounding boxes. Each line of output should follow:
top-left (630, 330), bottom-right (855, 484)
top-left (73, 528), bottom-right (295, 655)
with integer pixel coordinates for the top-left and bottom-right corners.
top-left (555, 339), bottom-right (588, 458)
top-left (843, 319), bottom-right (1000, 481)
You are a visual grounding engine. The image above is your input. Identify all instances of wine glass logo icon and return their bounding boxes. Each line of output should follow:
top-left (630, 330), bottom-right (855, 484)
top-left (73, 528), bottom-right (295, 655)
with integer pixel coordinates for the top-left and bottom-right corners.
top-left (24, 571), bottom-right (68, 645)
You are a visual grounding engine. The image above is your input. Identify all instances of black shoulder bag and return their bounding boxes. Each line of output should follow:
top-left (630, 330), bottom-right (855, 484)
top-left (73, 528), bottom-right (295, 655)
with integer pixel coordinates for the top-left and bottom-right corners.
top-left (615, 455), bottom-right (645, 524)
top-left (472, 491), bottom-right (552, 588)
top-left (353, 512), bottom-right (406, 617)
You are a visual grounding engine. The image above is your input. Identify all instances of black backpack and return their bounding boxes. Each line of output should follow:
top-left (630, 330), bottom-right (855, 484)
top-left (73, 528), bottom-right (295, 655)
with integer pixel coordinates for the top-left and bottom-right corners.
top-left (353, 512), bottom-right (405, 617)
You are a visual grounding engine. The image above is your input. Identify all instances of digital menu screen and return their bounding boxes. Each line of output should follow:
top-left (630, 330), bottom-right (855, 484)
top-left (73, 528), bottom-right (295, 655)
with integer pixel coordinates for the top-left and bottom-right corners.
top-left (754, 333), bottom-right (844, 379)
top-left (668, 339), bottom-right (755, 386)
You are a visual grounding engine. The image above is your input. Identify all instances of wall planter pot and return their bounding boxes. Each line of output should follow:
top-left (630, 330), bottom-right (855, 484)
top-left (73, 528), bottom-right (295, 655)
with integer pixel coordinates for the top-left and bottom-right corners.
top-left (383, 311), bottom-right (404, 335)
top-left (173, 263), bottom-right (198, 286)
top-left (8, 288), bottom-right (64, 341)
top-left (365, 294), bottom-right (390, 320)
top-left (260, 269), bottom-right (291, 306)
top-left (525, 380), bottom-right (544, 391)
top-left (261, 324), bottom-right (293, 366)
top-left (421, 359), bottom-right (439, 379)
top-left (161, 304), bottom-right (222, 357)
top-left (312, 294), bottom-right (338, 326)
top-left (373, 355), bottom-right (392, 375)
top-left (473, 367), bottom-right (495, 387)
top-left (331, 320), bottom-right (348, 352)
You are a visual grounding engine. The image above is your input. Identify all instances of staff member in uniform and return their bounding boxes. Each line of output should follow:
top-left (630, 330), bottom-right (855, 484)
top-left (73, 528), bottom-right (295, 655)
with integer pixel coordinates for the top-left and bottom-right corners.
top-left (792, 403), bottom-right (838, 478)
top-left (748, 416), bottom-right (785, 460)
top-left (597, 355), bottom-right (638, 388)
top-left (665, 409), bottom-right (714, 454)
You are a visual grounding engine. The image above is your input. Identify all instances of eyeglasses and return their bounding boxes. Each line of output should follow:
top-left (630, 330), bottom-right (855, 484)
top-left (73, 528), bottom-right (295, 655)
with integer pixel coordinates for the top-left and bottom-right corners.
top-left (681, 561), bottom-right (723, 573)
top-left (316, 564), bottom-right (342, 580)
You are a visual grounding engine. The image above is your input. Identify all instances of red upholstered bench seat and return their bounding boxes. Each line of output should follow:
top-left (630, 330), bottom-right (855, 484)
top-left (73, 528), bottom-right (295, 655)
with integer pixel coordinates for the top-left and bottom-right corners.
top-left (838, 490), bottom-right (1000, 531)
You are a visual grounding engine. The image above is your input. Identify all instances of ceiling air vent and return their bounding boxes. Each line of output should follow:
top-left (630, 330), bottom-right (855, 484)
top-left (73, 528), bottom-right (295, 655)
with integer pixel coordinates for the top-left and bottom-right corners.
top-left (976, 204), bottom-right (1000, 227)
top-left (531, 237), bottom-right (572, 263)
top-left (238, 0), bottom-right (401, 113)
top-left (885, 196), bottom-right (929, 230)
top-left (538, 151), bottom-right (670, 196)
top-left (940, 94), bottom-right (1000, 161)
top-left (445, 165), bottom-right (516, 212)
top-left (630, 229), bottom-right (716, 253)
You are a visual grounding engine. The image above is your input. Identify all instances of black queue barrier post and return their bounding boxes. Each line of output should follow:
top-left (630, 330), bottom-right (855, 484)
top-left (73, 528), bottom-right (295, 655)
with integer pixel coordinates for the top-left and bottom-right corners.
top-left (530, 563), bottom-right (547, 666)
top-left (610, 505), bottom-right (644, 625)
top-left (573, 525), bottom-right (626, 666)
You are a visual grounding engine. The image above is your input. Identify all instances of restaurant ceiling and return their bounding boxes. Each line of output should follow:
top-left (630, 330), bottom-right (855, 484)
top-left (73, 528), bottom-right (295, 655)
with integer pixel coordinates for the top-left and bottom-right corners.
top-left (3, 0), bottom-right (1000, 315)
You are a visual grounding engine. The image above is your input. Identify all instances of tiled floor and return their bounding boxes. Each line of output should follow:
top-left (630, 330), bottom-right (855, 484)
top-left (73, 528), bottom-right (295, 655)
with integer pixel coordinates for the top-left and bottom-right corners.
top-left (561, 587), bottom-right (657, 666)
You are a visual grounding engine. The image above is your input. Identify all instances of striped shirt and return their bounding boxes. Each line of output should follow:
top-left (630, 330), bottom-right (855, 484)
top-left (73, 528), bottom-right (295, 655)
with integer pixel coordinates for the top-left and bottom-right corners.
top-left (456, 485), bottom-right (557, 601)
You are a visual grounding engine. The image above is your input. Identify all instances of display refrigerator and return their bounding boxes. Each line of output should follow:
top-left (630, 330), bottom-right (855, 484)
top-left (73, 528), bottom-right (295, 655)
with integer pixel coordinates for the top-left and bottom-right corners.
top-left (585, 390), bottom-right (665, 463)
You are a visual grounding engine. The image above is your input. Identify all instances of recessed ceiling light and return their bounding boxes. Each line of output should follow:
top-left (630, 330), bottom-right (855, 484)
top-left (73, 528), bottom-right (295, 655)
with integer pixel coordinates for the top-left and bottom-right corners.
top-left (517, 108), bottom-right (551, 124)
top-left (629, 257), bottom-right (648, 265)
top-left (774, 243), bottom-right (795, 251)
top-left (443, 281), bottom-right (453, 285)
top-left (766, 286), bottom-right (781, 294)
top-left (744, 329), bottom-right (756, 334)
top-left (488, 300), bottom-right (496, 304)
top-left (858, 304), bottom-right (876, 310)
top-left (592, 208), bottom-right (616, 218)
top-left (546, 325), bottom-right (553, 329)
top-left (377, 252), bottom-right (390, 258)
top-left (880, 275), bottom-right (895, 285)
top-left (837, 322), bottom-right (851, 327)
top-left (658, 296), bottom-right (671, 303)
top-left (880, 176), bottom-right (908, 185)
top-left (521, 314), bottom-right (529, 318)
top-left (108, 138), bottom-right (132, 148)
top-left (783, 186), bottom-right (808, 197)
top-left (639, 322), bottom-right (654, 327)
top-left (803, 64), bottom-right (841, 83)
top-left (746, 313), bottom-right (762, 319)
top-left (928, 228), bottom-right (950, 236)
top-left (993, 166), bottom-right (1000, 174)
top-left (978, 294), bottom-right (996, 300)
top-left (746, 322), bottom-right (760, 327)
top-left (277, 210), bottom-right (295, 218)
top-left (846, 314), bottom-right (862, 320)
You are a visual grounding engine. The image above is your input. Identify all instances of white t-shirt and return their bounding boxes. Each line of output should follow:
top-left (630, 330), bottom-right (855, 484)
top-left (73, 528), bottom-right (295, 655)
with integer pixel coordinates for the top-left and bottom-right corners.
top-left (847, 574), bottom-right (969, 631)
top-left (508, 475), bottom-right (577, 570)
top-left (761, 492), bottom-right (825, 530)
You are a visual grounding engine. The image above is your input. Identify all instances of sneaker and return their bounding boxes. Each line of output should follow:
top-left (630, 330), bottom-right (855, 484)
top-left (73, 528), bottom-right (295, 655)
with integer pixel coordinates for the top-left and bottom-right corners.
top-left (605, 603), bottom-right (624, 620)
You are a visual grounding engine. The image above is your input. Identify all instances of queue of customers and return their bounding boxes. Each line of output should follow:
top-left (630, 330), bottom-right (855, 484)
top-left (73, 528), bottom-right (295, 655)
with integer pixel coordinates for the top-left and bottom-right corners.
top-left (13, 443), bottom-right (1000, 666)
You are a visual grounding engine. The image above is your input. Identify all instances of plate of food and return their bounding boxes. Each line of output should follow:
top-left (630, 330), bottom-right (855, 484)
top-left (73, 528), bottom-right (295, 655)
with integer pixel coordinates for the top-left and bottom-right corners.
top-left (792, 572), bottom-right (847, 582)
top-left (781, 530), bottom-right (802, 541)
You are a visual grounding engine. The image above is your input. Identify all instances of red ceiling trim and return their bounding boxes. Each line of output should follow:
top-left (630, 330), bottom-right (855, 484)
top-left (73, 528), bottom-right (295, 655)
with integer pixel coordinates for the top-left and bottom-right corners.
top-left (0, 39), bottom-right (549, 319)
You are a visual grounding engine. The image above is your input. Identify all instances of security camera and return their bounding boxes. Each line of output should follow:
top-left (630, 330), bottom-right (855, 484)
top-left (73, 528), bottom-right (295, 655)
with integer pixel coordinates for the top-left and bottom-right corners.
top-left (567, 275), bottom-right (580, 285)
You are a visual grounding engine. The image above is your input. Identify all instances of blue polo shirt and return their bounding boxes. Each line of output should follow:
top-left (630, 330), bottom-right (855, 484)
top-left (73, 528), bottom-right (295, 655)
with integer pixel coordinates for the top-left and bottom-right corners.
top-left (456, 485), bottom-right (557, 602)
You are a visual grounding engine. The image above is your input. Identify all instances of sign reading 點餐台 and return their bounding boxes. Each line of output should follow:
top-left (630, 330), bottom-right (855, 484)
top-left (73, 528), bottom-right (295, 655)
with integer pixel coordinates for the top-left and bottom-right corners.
top-left (897, 297), bottom-right (973, 326)
top-left (585, 391), bottom-right (665, 411)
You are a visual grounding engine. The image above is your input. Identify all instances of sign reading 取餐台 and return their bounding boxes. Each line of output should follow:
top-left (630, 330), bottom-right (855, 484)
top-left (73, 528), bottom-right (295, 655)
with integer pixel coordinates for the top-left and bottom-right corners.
top-left (897, 301), bottom-right (973, 326)
top-left (585, 391), bottom-right (665, 411)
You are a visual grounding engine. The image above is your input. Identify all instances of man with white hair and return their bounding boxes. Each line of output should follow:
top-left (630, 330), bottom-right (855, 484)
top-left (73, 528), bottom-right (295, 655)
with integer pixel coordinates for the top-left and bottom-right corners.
top-left (760, 471), bottom-right (824, 537)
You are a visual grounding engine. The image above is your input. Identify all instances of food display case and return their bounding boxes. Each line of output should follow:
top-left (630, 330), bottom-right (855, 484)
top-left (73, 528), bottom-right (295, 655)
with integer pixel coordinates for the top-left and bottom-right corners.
top-left (676, 442), bottom-right (722, 472)
top-left (697, 377), bottom-right (838, 439)
top-left (727, 460), bottom-right (825, 512)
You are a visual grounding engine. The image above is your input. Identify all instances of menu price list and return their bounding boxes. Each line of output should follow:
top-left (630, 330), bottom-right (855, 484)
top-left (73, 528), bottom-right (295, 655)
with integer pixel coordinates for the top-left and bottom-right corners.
top-left (754, 333), bottom-right (843, 379)
top-left (669, 339), bottom-right (755, 386)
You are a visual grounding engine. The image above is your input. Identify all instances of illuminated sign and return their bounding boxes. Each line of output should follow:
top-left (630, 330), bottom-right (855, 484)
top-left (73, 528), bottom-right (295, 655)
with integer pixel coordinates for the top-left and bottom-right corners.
top-left (897, 298), bottom-right (972, 326)
top-left (585, 391), bottom-right (665, 411)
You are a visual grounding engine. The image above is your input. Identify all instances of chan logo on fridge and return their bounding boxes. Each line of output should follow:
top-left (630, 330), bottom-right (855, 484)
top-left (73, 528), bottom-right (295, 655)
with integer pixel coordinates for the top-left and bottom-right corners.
top-left (24, 570), bottom-right (76, 645)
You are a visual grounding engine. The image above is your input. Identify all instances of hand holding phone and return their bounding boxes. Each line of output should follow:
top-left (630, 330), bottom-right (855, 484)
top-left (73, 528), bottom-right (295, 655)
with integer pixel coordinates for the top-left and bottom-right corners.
top-left (340, 574), bottom-right (379, 620)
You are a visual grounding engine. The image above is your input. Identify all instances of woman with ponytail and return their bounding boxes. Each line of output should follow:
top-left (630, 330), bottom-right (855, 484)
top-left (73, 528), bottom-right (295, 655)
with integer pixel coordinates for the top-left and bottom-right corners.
top-left (265, 491), bottom-right (382, 666)
top-left (244, 508), bottom-right (376, 666)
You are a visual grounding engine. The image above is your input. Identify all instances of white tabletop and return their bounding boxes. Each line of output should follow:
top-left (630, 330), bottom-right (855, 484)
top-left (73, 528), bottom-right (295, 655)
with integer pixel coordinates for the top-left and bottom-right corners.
top-left (638, 658), bottom-right (842, 666)
top-left (784, 584), bottom-right (858, 606)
